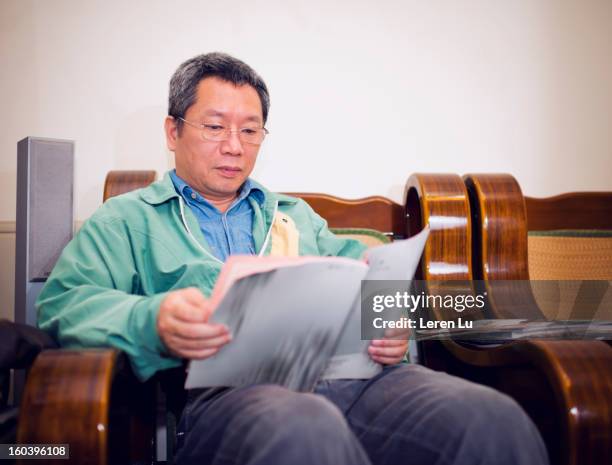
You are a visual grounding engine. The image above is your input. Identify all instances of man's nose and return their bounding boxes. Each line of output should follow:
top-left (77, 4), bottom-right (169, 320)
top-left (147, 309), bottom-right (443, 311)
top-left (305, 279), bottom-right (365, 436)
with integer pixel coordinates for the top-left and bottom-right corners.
top-left (220, 131), bottom-right (244, 156)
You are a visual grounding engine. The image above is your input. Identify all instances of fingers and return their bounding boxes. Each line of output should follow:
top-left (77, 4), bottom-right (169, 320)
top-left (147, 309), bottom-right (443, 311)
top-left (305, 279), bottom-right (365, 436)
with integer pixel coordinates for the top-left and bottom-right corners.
top-left (368, 341), bottom-right (408, 365)
top-left (370, 338), bottom-right (407, 347)
top-left (162, 287), bottom-right (212, 323)
top-left (166, 323), bottom-right (232, 349)
top-left (163, 331), bottom-right (231, 352)
top-left (180, 287), bottom-right (208, 306)
top-left (369, 353), bottom-right (404, 365)
top-left (368, 324), bottom-right (410, 365)
top-left (167, 318), bottom-right (229, 340)
top-left (172, 304), bottom-right (210, 323)
top-left (157, 288), bottom-right (230, 360)
top-left (368, 343), bottom-right (407, 358)
top-left (177, 347), bottom-right (221, 360)
top-left (160, 322), bottom-right (231, 359)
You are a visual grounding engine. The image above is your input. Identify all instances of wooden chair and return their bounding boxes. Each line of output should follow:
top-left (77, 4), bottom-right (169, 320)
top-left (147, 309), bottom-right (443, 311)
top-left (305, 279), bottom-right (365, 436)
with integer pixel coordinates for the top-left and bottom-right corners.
top-left (22, 169), bottom-right (610, 464)
top-left (405, 173), bottom-right (612, 465)
top-left (464, 172), bottom-right (612, 317)
top-left (17, 171), bottom-right (160, 465)
top-left (459, 173), bottom-right (612, 465)
top-left (525, 191), bottom-right (612, 283)
top-left (17, 171), bottom-right (408, 465)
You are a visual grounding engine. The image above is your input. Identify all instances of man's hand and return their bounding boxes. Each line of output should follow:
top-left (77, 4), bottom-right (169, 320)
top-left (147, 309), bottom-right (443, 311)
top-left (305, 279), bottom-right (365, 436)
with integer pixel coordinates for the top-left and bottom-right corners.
top-left (157, 287), bottom-right (231, 359)
top-left (368, 328), bottom-right (409, 365)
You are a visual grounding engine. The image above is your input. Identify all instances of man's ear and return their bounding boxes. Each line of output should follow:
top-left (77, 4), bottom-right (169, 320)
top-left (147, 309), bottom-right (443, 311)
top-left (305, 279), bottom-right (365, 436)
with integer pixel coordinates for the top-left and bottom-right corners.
top-left (164, 116), bottom-right (178, 151)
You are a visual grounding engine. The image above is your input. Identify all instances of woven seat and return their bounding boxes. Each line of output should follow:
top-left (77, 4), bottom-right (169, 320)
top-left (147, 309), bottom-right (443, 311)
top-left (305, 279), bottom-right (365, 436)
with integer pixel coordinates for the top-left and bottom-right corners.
top-left (528, 232), bottom-right (612, 281)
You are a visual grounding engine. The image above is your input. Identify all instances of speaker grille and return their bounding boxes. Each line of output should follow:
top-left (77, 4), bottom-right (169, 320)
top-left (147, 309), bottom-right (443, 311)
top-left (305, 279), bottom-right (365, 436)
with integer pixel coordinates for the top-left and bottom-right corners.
top-left (27, 139), bottom-right (74, 281)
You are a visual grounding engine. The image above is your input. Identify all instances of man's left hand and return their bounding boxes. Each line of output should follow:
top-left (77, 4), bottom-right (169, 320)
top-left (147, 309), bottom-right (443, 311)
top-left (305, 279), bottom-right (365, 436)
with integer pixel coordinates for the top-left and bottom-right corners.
top-left (368, 328), bottom-right (409, 365)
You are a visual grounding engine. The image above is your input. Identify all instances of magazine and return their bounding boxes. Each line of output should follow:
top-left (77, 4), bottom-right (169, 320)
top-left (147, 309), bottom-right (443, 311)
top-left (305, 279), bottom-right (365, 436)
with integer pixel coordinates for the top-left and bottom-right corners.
top-left (184, 227), bottom-right (430, 391)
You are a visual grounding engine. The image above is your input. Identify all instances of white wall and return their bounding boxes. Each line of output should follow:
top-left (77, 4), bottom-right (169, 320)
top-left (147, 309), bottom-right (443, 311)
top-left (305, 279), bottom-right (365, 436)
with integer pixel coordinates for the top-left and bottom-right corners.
top-left (1, 0), bottom-right (611, 219)
top-left (1, 0), bottom-right (611, 321)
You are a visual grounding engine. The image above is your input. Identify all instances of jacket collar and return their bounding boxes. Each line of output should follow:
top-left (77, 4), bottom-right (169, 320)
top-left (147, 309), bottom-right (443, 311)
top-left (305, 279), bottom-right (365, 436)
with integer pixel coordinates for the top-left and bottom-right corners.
top-left (140, 172), bottom-right (180, 205)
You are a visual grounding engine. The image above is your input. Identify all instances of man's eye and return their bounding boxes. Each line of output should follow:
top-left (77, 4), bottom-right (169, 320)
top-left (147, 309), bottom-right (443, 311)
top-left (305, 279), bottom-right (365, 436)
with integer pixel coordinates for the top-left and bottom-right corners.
top-left (241, 128), bottom-right (258, 135)
top-left (204, 124), bottom-right (224, 131)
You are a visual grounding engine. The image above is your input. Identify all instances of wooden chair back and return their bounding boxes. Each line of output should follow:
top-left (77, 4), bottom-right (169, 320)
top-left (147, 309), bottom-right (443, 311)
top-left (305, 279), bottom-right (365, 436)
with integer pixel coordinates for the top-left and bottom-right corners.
top-left (404, 173), bottom-right (473, 280)
top-left (462, 173), bottom-right (541, 319)
top-left (103, 170), bottom-right (157, 202)
top-left (464, 173), bottom-right (612, 312)
top-left (525, 192), bottom-right (612, 231)
top-left (102, 173), bottom-right (406, 239)
top-left (464, 174), bottom-right (612, 279)
top-left (287, 193), bottom-right (405, 239)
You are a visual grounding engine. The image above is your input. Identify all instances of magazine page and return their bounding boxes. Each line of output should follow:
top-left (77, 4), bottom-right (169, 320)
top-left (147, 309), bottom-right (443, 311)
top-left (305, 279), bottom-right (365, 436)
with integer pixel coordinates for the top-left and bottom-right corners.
top-left (209, 255), bottom-right (360, 309)
top-left (185, 260), bottom-right (369, 391)
top-left (322, 227), bottom-right (430, 379)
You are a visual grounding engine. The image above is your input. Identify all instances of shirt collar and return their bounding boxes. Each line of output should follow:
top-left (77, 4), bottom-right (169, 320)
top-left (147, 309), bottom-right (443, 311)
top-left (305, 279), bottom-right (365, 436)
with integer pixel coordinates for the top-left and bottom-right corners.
top-left (139, 170), bottom-right (297, 207)
top-left (168, 169), bottom-right (265, 208)
top-left (238, 178), bottom-right (265, 206)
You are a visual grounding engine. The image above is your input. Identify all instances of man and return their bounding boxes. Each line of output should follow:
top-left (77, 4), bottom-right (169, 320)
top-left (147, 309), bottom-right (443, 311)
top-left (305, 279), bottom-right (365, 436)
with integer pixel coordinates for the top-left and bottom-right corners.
top-left (37, 53), bottom-right (548, 465)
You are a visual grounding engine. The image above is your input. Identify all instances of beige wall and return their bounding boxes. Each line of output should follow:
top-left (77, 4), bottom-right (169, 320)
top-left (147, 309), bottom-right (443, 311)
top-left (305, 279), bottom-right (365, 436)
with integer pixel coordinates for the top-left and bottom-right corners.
top-left (1, 222), bottom-right (84, 322)
top-left (0, 223), bottom-right (16, 321)
top-left (1, 0), bottom-right (612, 319)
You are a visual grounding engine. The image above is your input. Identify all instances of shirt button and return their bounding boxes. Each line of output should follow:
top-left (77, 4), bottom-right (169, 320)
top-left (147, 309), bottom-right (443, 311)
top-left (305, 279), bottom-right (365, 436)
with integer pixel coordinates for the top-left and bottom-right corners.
top-left (191, 192), bottom-right (197, 200)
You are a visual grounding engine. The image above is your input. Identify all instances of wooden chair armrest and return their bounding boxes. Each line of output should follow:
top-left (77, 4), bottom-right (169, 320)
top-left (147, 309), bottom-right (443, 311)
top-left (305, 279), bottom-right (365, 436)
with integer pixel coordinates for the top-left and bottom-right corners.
top-left (424, 338), bottom-right (612, 465)
top-left (17, 348), bottom-right (155, 465)
top-left (513, 339), bottom-right (612, 465)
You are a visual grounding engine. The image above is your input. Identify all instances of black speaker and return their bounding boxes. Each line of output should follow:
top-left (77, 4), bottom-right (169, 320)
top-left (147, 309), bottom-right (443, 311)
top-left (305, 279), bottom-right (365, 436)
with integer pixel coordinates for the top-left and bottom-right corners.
top-left (14, 137), bottom-right (74, 327)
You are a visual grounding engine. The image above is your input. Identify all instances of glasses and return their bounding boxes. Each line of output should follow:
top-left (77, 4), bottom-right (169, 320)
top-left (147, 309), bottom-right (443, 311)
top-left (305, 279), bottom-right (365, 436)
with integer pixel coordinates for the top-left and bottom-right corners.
top-left (176, 117), bottom-right (269, 145)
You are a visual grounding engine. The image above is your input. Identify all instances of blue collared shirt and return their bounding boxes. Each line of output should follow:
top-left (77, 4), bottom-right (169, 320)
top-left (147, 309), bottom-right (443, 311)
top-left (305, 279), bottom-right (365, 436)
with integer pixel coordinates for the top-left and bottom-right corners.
top-left (170, 170), bottom-right (265, 261)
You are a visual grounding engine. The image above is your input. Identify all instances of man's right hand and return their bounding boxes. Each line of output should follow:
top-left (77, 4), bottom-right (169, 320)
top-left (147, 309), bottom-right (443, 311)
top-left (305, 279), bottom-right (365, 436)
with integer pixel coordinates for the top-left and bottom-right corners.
top-left (157, 287), bottom-right (231, 359)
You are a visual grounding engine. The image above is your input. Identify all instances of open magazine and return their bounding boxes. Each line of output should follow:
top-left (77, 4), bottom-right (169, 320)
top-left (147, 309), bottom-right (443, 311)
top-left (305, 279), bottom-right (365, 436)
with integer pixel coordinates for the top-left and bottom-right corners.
top-left (184, 227), bottom-right (430, 391)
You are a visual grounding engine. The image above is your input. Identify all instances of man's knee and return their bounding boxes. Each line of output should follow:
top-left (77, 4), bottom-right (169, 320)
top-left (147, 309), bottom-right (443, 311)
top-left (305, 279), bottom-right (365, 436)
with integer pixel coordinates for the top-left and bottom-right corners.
top-left (242, 385), bottom-right (348, 438)
top-left (178, 385), bottom-right (368, 465)
top-left (441, 382), bottom-right (548, 464)
top-left (387, 365), bottom-right (537, 437)
top-left (227, 385), bottom-right (368, 464)
top-left (383, 367), bottom-right (547, 463)
top-left (457, 385), bottom-right (529, 433)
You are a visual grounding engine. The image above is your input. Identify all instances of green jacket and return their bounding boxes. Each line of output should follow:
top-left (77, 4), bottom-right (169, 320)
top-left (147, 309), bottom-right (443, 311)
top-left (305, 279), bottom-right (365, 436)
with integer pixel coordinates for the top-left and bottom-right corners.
top-left (36, 172), bottom-right (367, 381)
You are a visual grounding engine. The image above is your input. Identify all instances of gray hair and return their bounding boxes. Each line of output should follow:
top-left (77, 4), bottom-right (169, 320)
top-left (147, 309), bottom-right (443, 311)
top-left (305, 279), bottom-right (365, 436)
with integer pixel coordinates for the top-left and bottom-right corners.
top-left (168, 52), bottom-right (270, 131)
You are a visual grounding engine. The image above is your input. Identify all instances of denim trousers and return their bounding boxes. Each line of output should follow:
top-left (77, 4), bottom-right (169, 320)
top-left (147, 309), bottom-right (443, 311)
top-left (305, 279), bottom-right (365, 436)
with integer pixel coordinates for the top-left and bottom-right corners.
top-left (174, 364), bottom-right (549, 465)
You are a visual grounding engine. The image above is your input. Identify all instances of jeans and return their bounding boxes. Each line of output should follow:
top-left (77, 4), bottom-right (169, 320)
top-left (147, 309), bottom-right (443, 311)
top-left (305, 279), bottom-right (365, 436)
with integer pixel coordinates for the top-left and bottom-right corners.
top-left (174, 364), bottom-right (549, 465)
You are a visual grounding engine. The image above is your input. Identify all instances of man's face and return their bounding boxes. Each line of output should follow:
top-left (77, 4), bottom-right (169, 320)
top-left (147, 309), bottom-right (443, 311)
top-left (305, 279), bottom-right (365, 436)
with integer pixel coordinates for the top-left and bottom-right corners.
top-left (165, 77), bottom-right (264, 200)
